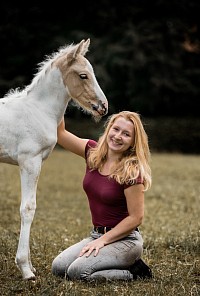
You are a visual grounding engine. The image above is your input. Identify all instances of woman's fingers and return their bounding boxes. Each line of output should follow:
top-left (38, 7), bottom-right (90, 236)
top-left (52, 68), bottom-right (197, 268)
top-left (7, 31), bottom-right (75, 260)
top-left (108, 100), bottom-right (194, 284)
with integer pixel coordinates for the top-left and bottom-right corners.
top-left (79, 245), bottom-right (99, 257)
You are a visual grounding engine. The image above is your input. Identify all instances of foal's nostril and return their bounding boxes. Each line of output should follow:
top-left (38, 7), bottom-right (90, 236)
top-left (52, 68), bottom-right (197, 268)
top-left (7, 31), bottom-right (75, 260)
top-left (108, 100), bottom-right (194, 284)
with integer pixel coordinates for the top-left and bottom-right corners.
top-left (92, 104), bottom-right (98, 112)
top-left (92, 100), bottom-right (108, 116)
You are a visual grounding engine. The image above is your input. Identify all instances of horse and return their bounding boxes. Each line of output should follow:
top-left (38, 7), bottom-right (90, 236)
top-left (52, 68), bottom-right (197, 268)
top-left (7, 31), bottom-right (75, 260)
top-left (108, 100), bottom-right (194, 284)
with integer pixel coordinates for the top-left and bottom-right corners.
top-left (0, 38), bottom-right (108, 280)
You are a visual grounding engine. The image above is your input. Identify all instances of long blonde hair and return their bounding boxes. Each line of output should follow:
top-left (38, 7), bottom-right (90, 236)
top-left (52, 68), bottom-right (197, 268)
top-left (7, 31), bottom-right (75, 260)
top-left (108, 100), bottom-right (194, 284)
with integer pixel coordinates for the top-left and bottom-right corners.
top-left (87, 111), bottom-right (152, 191)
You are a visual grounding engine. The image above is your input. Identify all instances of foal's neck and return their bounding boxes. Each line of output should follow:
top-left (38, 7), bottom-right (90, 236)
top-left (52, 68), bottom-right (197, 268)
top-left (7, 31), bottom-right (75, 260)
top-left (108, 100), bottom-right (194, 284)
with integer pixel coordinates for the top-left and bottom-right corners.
top-left (27, 67), bottom-right (70, 123)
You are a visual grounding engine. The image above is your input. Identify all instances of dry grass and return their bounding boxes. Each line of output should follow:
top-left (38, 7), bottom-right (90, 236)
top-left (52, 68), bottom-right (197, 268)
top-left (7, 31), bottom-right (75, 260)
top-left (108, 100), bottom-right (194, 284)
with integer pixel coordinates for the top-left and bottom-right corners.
top-left (0, 149), bottom-right (199, 296)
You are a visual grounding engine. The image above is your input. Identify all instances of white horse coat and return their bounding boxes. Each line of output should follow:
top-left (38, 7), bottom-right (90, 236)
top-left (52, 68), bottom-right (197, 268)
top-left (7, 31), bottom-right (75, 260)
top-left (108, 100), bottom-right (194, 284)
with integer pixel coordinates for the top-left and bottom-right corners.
top-left (0, 39), bottom-right (108, 280)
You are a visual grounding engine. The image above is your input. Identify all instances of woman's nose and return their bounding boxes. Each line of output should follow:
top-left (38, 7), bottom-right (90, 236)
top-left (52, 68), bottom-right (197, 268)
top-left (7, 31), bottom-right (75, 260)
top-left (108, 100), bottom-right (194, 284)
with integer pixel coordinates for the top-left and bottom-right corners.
top-left (115, 132), bottom-right (122, 139)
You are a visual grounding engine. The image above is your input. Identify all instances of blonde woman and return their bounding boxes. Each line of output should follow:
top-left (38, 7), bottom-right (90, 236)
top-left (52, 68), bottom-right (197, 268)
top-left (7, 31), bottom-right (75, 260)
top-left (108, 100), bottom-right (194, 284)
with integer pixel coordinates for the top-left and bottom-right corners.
top-left (52, 111), bottom-right (152, 281)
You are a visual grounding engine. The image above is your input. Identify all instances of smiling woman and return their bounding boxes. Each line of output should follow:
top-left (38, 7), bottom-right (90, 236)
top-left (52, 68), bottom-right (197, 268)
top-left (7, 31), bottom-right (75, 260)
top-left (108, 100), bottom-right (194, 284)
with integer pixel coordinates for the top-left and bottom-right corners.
top-left (105, 117), bottom-right (135, 156)
top-left (52, 111), bottom-right (152, 282)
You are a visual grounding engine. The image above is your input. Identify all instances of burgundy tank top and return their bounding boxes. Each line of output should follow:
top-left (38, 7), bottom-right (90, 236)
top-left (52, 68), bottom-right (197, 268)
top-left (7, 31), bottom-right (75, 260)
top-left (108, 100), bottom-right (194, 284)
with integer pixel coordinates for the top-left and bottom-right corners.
top-left (83, 140), bottom-right (142, 228)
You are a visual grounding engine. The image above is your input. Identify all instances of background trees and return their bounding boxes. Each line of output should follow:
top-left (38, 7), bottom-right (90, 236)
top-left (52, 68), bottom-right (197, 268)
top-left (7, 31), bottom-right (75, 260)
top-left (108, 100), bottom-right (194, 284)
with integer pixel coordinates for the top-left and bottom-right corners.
top-left (0, 1), bottom-right (199, 152)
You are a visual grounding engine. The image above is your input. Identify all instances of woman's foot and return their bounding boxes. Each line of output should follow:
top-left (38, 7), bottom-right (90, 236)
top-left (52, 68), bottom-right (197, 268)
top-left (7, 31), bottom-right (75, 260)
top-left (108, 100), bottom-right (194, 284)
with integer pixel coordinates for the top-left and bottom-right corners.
top-left (129, 259), bottom-right (153, 280)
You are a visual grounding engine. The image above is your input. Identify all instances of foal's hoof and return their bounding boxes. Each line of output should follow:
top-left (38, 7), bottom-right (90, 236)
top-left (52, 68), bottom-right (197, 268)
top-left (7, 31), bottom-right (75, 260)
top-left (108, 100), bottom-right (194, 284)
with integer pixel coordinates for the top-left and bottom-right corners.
top-left (26, 275), bottom-right (36, 281)
top-left (22, 270), bottom-right (36, 281)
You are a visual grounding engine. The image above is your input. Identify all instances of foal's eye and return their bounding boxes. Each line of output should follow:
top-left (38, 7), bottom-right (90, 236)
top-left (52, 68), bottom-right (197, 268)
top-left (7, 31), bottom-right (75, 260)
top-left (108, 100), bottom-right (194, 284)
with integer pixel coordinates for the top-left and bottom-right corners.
top-left (79, 74), bottom-right (88, 79)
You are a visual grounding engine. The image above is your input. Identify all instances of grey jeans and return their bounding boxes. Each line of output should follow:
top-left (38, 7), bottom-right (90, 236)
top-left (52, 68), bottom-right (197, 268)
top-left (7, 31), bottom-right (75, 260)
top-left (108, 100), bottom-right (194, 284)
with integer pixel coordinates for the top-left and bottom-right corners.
top-left (52, 229), bottom-right (143, 282)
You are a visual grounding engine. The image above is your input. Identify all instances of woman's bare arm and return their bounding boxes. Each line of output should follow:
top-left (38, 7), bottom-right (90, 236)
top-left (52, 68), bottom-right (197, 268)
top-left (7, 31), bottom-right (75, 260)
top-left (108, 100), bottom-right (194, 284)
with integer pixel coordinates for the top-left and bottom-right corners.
top-left (57, 118), bottom-right (88, 158)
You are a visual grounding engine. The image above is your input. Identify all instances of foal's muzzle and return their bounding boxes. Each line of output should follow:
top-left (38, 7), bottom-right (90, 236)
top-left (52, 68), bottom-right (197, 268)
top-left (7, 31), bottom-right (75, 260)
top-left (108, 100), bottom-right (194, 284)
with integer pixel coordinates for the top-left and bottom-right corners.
top-left (92, 101), bottom-right (108, 116)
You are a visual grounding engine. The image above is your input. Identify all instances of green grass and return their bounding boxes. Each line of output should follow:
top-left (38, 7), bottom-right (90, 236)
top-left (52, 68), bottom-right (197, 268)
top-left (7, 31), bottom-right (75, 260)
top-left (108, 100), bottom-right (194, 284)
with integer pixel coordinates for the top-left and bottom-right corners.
top-left (0, 150), bottom-right (199, 296)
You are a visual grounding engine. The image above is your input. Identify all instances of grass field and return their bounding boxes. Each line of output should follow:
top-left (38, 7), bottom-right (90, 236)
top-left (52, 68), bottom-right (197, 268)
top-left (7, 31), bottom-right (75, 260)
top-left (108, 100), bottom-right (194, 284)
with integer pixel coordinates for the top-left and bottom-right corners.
top-left (0, 149), bottom-right (199, 296)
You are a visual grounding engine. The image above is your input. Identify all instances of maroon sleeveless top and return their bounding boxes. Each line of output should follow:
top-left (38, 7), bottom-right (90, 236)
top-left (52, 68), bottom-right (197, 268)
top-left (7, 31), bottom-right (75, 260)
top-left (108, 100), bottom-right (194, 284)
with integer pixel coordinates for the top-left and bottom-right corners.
top-left (83, 140), bottom-right (142, 228)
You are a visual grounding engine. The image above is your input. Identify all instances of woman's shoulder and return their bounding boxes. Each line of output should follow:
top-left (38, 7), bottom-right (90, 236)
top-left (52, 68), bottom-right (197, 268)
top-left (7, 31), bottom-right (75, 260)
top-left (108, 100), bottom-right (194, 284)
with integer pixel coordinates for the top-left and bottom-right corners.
top-left (85, 139), bottom-right (97, 157)
top-left (124, 175), bottom-right (144, 189)
top-left (87, 139), bottom-right (97, 148)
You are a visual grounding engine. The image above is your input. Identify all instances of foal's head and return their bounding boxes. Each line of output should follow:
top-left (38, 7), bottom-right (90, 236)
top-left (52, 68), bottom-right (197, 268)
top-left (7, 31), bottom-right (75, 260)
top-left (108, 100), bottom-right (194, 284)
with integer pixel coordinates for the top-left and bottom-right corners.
top-left (53, 39), bottom-right (108, 120)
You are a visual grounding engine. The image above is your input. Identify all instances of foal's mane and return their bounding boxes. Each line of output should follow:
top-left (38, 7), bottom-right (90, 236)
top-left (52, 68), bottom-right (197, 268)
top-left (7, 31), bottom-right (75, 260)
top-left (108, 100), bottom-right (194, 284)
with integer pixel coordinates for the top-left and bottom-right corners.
top-left (4, 43), bottom-right (76, 99)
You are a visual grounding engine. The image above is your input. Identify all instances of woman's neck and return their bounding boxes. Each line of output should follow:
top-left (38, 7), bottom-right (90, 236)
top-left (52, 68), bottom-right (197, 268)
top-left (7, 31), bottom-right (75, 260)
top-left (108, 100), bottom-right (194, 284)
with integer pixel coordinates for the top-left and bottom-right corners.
top-left (100, 152), bottom-right (120, 175)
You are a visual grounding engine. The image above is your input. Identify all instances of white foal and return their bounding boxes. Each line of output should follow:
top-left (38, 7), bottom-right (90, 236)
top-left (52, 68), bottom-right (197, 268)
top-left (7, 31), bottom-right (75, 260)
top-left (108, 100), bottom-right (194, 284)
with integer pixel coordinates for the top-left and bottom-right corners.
top-left (0, 39), bottom-right (108, 280)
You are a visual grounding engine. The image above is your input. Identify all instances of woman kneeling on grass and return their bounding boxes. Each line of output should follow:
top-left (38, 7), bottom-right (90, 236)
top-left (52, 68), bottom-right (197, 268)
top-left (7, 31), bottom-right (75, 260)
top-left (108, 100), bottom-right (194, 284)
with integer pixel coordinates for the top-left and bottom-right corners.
top-left (52, 111), bottom-right (152, 282)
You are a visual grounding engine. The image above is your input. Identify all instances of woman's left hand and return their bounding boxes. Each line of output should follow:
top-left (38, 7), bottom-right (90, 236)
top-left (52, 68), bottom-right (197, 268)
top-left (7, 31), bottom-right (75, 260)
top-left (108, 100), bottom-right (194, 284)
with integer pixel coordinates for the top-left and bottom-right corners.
top-left (79, 238), bottom-right (105, 257)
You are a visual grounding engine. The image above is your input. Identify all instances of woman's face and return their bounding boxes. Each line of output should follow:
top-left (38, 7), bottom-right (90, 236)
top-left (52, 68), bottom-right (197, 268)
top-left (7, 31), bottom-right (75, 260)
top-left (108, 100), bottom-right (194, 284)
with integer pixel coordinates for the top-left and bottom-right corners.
top-left (107, 116), bottom-right (134, 155)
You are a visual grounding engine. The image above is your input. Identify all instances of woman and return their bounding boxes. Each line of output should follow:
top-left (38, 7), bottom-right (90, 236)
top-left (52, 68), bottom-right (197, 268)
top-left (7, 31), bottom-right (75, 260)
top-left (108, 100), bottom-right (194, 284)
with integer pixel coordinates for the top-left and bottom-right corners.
top-left (52, 111), bottom-right (152, 282)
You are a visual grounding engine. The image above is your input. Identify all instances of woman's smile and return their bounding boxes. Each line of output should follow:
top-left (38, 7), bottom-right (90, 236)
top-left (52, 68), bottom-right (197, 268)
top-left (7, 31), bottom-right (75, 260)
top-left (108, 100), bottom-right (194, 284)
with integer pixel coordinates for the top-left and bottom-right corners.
top-left (107, 117), bottom-right (134, 154)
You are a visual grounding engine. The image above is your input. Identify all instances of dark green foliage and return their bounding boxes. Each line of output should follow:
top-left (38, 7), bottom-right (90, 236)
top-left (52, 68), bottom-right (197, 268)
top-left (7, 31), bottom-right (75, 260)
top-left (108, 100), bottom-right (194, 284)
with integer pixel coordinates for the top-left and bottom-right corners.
top-left (0, 1), bottom-right (199, 152)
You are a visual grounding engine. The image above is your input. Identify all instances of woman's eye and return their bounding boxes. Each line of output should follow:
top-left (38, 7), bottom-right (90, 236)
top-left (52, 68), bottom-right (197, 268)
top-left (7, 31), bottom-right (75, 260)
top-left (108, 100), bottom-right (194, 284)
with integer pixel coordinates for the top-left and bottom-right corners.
top-left (80, 74), bottom-right (87, 79)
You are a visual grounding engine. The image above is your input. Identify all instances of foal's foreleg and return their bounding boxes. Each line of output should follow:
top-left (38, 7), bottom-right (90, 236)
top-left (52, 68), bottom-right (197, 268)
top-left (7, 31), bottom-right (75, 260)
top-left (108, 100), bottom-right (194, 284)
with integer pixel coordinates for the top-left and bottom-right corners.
top-left (16, 156), bottom-right (42, 280)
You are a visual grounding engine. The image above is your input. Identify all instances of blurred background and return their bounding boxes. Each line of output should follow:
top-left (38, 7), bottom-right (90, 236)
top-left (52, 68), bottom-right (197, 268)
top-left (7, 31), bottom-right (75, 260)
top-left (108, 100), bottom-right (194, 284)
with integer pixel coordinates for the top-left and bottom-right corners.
top-left (0, 0), bottom-right (199, 154)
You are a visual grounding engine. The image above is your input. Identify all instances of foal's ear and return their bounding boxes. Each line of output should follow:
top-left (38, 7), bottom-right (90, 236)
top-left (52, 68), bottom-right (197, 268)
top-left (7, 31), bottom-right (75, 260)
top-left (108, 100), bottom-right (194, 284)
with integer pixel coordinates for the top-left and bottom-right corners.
top-left (67, 39), bottom-right (90, 64)
top-left (70, 39), bottom-right (90, 60)
top-left (81, 38), bottom-right (90, 56)
top-left (75, 39), bottom-right (90, 56)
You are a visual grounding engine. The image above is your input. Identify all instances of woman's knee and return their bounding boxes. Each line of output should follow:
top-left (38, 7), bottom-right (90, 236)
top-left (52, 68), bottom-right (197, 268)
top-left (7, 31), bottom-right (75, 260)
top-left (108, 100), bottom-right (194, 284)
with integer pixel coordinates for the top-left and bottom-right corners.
top-left (52, 258), bottom-right (60, 276)
top-left (52, 257), bottom-right (66, 277)
top-left (67, 262), bottom-right (81, 280)
top-left (67, 260), bottom-right (90, 281)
